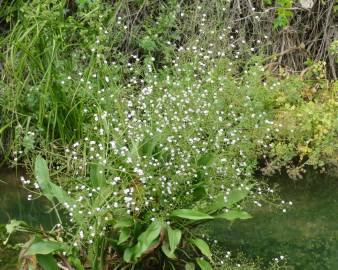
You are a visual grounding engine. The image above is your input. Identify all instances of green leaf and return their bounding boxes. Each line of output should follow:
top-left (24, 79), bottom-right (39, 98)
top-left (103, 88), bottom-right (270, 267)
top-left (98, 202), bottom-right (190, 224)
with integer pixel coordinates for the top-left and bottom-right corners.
top-left (4, 220), bottom-right (27, 244)
top-left (140, 137), bottom-right (157, 157)
top-left (35, 156), bottom-right (74, 207)
top-left (35, 156), bottom-right (53, 201)
top-left (114, 217), bottom-right (134, 229)
top-left (130, 141), bottom-right (140, 161)
top-left (123, 221), bottom-right (162, 262)
top-left (5, 220), bottom-right (26, 234)
top-left (118, 228), bottom-right (131, 245)
top-left (193, 185), bottom-right (207, 201)
top-left (191, 238), bottom-right (212, 261)
top-left (198, 153), bottom-right (216, 167)
top-left (68, 256), bottom-right (85, 270)
top-left (26, 240), bottom-right (67, 256)
top-left (171, 209), bottom-right (214, 220)
top-left (137, 221), bottom-right (162, 244)
top-left (37, 254), bottom-right (59, 270)
top-left (225, 187), bottom-right (252, 208)
top-left (185, 262), bottom-right (195, 270)
top-left (206, 196), bottom-right (227, 213)
top-left (215, 210), bottom-right (252, 221)
top-left (76, 0), bottom-right (91, 6)
top-left (23, 135), bottom-right (35, 153)
top-left (139, 36), bottom-right (157, 51)
top-left (161, 242), bottom-right (176, 259)
top-left (196, 258), bottom-right (213, 270)
top-left (207, 186), bottom-right (253, 213)
top-left (90, 163), bottom-right (106, 188)
top-left (167, 226), bottom-right (181, 253)
top-left (123, 246), bottom-right (135, 263)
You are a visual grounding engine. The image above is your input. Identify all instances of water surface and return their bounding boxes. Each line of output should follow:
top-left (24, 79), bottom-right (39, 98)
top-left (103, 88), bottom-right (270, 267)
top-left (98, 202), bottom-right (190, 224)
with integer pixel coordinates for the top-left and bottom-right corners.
top-left (0, 169), bottom-right (57, 269)
top-left (212, 173), bottom-right (338, 269)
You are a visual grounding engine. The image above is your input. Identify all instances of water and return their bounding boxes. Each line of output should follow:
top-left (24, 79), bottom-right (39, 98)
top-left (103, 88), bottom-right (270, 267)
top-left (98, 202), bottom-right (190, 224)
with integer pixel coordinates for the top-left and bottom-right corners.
top-left (212, 173), bottom-right (338, 269)
top-left (0, 169), bottom-right (57, 227)
top-left (0, 168), bottom-right (58, 269)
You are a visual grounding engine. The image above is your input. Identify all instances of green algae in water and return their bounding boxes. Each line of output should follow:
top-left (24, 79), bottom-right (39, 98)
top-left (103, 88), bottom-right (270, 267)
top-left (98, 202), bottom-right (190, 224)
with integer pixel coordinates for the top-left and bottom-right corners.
top-left (211, 173), bottom-right (338, 270)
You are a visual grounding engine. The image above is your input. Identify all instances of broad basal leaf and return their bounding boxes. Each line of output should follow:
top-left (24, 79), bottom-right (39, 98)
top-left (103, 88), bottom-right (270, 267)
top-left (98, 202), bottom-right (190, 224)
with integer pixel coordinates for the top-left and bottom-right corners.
top-left (198, 153), bottom-right (216, 167)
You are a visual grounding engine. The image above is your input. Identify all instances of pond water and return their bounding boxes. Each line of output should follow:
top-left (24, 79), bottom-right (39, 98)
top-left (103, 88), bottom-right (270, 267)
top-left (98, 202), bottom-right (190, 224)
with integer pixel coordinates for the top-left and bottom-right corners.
top-left (0, 169), bottom-right (57, 227)
top-left (211, 172), bottom-right (338, 270)
top-left (0, 169), bottom-right (58, 269)
top-left (1, 170), bottom-right (338, 269)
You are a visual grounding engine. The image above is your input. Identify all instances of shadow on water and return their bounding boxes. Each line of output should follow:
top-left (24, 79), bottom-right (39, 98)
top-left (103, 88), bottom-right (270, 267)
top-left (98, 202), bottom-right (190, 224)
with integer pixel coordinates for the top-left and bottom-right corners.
top-left (211, 172), bottom-right (338, 270)
top-left (0, 168), bottom-right (58, 269)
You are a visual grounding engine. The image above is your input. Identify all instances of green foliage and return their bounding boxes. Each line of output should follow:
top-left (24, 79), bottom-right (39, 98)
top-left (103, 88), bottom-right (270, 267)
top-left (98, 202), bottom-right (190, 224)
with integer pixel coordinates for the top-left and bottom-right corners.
top-left (35, 156), bottom-right (75, 207)
top-left (171, 209), bottom-right (214, 220)
top-left (36, 254), bottom-right (59, 270)
top-left (196, 258), bottom-right (213, 270)
top-left (167, 226), bottom-right (181, 254)
top-left (191, 238), bottom-right (213, 261)
top-left (274, 0), bottom-right (294, 29)
top-left (215, 210), bottom-right (252, 221)
top-left (3, 220), bottom-right (24, 246)
top-left (24, 239), bottom-right (67, 256)
top-left (0, 0), bottom-right (336, 269)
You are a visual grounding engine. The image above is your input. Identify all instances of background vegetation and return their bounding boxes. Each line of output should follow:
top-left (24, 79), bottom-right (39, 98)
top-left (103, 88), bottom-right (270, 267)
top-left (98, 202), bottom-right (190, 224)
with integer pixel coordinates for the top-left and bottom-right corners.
top-left (0, 0), bottom-right (336, 269)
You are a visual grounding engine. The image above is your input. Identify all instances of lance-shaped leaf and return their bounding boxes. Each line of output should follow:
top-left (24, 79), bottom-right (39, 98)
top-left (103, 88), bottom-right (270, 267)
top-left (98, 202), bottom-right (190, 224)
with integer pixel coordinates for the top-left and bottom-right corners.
top-left (191, 238), bottom-right (212, 261)
top-left (35, 156), bottom-right (74, 206)
top-left (196, 258), bottom-right (213, 270)
top-left (185, 262), bottom-right (196, 270)
top-left (25, 239), bottom-right (68, 256)
top-left (167, 226), bottom-right (182, 253)
top-left (171, 209), bottom-right (214, 220)
top-left (224, 187), bottom-right (252, 208)
top-left (90, 163), bottom-right (106, 188)
top-left (118, 228), bottom-right (131, 245)
top-left (37, 254), bottom-right (59, 270)
top-left (207, 185), bottom-right (253, 213)
top-left (123, 221), bottom-right (162, 262)
top-left (215, 210), bottom-right (252, 221)
top-left (113, 216), bottom-right (134, 229)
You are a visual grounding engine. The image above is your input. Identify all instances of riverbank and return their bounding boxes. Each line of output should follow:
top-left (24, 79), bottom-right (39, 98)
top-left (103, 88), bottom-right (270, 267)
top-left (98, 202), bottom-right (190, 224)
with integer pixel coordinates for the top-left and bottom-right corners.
top-left (0, 1), bottom-right (337, 269)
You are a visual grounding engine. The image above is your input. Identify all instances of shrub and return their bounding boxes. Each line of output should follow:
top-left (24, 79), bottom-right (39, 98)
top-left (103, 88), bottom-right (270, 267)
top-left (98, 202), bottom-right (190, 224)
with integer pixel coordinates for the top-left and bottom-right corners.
top-left (0, 0), bottom-right (337, 269)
